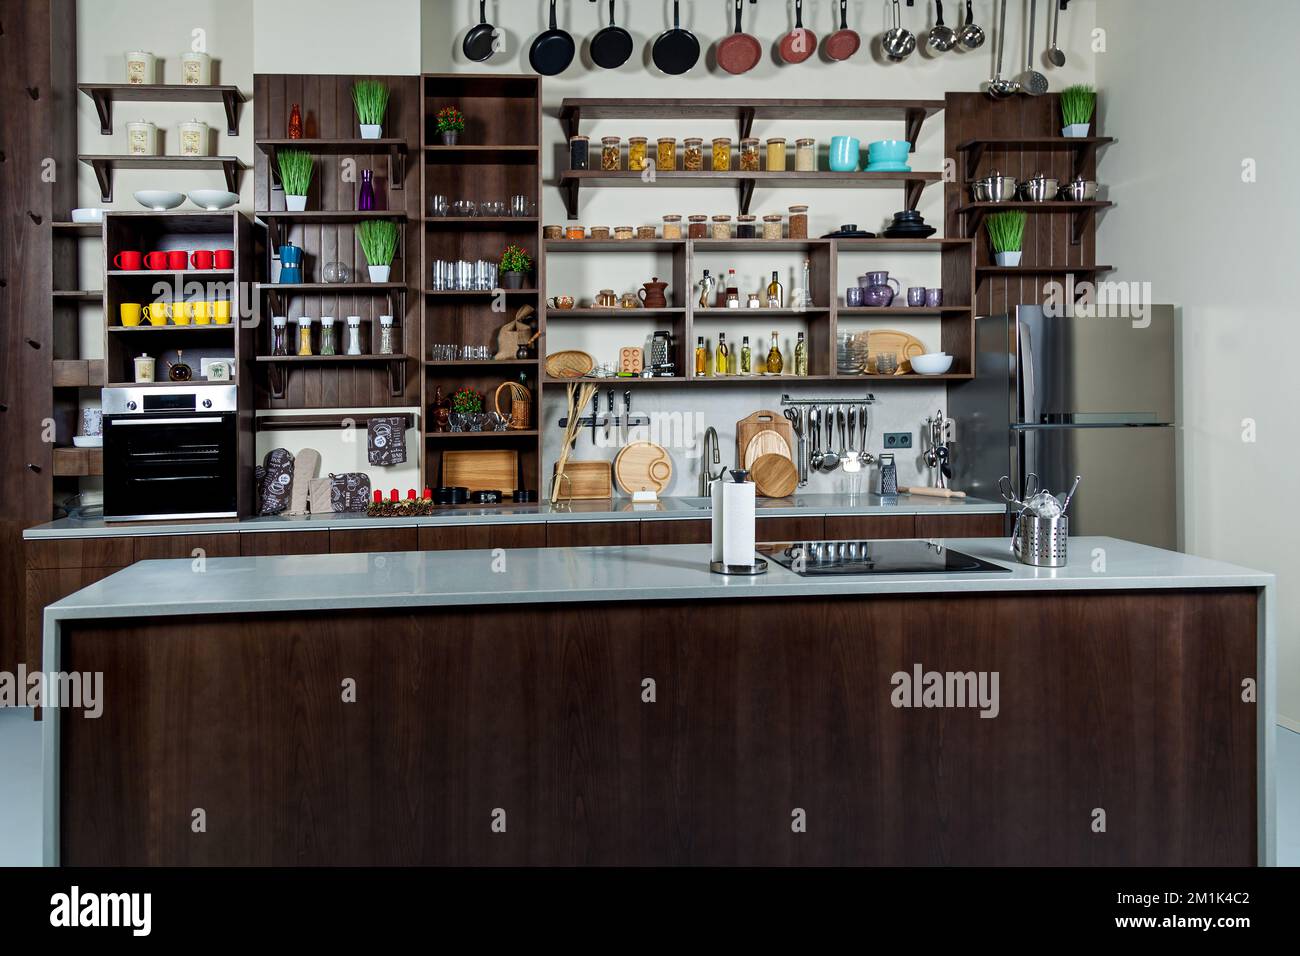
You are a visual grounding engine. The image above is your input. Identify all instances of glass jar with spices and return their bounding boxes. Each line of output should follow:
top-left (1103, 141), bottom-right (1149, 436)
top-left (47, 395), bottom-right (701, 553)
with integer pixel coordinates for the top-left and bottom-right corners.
top-left (711, 137), bottom-right (732, 172)
top-left (762, 213), bottom-right (784, 240)
top-left (614, 225), bottom-right (634, 241)
top-left (766, 137), bottom-right (787, 171)
top-left (662, 214), bottom-right (683, 239)
top-left (736, 214), bottom-right (757, 239)
top-left (628, 136), bottom-right (648, 172)
top-left (346, 315), bottom-right (363, 355)
top-left (687, 214), bottom-right (709, 239)
top-left (601, 136), bottom-right (622, 171)
top-left (795, 137), bottom-right (816, 172)
top-left (271, 315), bottom-right (289, 356)
top-left (788, 204), bottom-right (809, 239)
top-left (683, 137), bottom-right (704, 171)
top-left (740, 138), bottom-right (760, 172)
top-left (589, 226), bottom-right (610, 240)
top-left (657, 137), bottom-right (676, 171)
top-left (710, 215), bottom-right (732, 240)
top-left (569, 135), bottom-right (590, 170)
top-left (637, 225), bottom-right (657, 240)
top-left (378, 315), bottom-right (396, 355)
top-left (295, 316), bottom-right (314, 356)
top-left (319, 315), bottom-right (337, 356)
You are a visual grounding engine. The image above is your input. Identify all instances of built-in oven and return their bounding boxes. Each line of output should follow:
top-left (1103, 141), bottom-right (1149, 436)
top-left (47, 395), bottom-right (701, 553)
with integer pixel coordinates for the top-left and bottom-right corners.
top-left (103, 385), bottom-right (238, 521)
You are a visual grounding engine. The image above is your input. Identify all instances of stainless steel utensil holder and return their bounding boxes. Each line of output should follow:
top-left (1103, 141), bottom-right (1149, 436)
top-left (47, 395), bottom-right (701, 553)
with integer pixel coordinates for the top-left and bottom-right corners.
top-left (1013, 513), bottom-right (1068, 567)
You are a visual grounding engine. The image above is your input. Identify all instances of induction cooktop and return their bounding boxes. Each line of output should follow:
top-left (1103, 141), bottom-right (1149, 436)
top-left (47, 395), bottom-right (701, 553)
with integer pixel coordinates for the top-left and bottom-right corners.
top-left (761, 539), bottom-right (1011, 576)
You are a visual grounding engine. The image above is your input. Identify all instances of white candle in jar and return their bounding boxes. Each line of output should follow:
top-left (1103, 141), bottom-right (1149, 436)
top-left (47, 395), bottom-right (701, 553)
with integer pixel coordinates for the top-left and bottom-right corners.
top-left (125, 51), bottom-right (155, 85)
top-left (178, 120), bottom-right (209, 156)
top-left (180, 52), bottom-right (212, 85)
top-left (126, 121), bottom-right (158, 156)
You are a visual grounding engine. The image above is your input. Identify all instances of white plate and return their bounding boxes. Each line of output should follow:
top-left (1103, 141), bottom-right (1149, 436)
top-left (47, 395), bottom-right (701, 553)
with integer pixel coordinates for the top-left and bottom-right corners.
top-left (70, 208), bottom-right (103, 223)
top-left (72, 435), bottom-right (103, 448)
top-left (188, 189), bottom-right (239, 210)
top-left (133, 190), bottom-right (185, 211)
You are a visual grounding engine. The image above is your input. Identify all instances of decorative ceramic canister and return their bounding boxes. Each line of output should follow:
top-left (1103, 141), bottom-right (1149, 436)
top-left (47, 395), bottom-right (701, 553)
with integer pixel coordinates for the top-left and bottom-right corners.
top-left (180, 51), bottom-right (212, 85)
top-left (126, 121), bottom-right (158, 156)
top-left (178, 120), bottom-right (210, 157)
top-left (125, 52), bottom-right (155, 85)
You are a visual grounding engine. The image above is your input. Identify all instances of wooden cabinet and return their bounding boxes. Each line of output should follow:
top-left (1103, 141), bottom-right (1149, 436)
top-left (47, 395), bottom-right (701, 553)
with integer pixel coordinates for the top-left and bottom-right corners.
top-left (915, 513), bottom-right (1005, 538)
top-left (330, 528), bottom-right (418, 554)
top-left (133, 533), bottom-right (240, 561)
top-left (546, 521), bottom-right (640, 548)
top-left (26, 536), bottom-right (133, 570)
top-left (640, 519), bottom-right (710, 545)
top-left (418, 523), bottom-right (547, 551)
top-left (755, 515), bottom-right (825, 542)
top-left (25, 565), bottom-right (125, 675)
top-left (824, 515), bottom-right (916, 540)
top-left (238, 531), bottom-right (330, 556)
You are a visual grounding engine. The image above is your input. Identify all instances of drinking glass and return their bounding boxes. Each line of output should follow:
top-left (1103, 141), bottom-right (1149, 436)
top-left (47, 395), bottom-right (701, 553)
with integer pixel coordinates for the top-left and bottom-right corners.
top-left (429, 194), bottom-right (449, 217)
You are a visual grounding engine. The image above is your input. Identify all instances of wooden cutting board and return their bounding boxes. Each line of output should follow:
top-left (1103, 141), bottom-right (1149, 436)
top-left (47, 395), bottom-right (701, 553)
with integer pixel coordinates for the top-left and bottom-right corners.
top-left (614, 441), bottom-right (673, 495)
top-left (553, 460), bottom-right (612, 499)
top-left (443, 449), bottom-right (518, 494)
top-left (743, 430), bottom-right (792, 468)
top-left (865, 329), bottom-right (926, 374)
top-left (736, 410), bottom-right (794, 470)
top-left (751, 453), bottom-right (798, 499)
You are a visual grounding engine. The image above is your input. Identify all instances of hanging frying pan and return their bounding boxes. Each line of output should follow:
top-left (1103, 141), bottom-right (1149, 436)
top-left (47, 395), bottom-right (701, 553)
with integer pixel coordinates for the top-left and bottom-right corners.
top-left (529, 0), bottom-right (576, 76)
top-left (651, 0), bottom-right (700, 75)
top-left (717, 0), bottom-right (761, 75)
top-left (463, 0), bottom-right (497, 62)
top-left (779, 0), bottom-right (818, 63)
top-left (824, 0), bottom-right (861, 61)
top-left (590, 0), bottom-right (633, 69)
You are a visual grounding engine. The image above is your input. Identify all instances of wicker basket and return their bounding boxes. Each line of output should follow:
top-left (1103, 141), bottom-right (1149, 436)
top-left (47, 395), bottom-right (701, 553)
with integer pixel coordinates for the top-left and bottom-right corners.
top-left (494, 381), bottom-right (532, 430)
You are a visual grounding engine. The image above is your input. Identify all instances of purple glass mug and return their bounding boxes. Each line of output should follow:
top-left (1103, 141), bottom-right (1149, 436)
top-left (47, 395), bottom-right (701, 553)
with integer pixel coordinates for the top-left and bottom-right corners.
top-left (907, 286), bottom-right (926, 307)
top-left (846, 286), bottom-right (864, 307)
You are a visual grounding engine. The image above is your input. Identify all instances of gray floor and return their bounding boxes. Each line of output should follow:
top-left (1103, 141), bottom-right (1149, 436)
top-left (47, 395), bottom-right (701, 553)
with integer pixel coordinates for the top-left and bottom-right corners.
top-left (1, 708), bottom-right (1297, 866)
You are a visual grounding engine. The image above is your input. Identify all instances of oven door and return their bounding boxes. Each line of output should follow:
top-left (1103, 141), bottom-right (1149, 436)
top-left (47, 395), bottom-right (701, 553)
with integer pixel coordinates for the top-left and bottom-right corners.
top-left (104, 413), bottom-right (238, 520)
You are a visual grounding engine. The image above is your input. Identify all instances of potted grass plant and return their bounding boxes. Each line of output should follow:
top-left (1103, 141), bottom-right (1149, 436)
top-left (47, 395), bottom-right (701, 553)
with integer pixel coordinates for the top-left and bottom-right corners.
top-left (1060, 84), bottom-right (1096, 138)
top-left (277, 149), bottom-right (313, 211)
top-left (358, 219), bottom-right (399, 283)
top-left (352, 80), bottom-right (390, 139)
top-left (986, 211), bottom-right (1026, 267)
top-left (436, 105), bottom-right (465, 146)
top-left (499, 244), bottom-right (532, 290)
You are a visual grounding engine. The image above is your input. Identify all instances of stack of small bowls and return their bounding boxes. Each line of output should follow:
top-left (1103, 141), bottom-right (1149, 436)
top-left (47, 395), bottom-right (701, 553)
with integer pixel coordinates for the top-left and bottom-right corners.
top-left (865, 140), bottom-right (911, 172)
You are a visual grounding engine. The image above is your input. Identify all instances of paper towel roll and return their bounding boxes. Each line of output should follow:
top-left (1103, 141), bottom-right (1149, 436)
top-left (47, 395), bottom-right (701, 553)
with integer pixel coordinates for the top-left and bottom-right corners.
top-left (711, 478), bottom-right (756, 567)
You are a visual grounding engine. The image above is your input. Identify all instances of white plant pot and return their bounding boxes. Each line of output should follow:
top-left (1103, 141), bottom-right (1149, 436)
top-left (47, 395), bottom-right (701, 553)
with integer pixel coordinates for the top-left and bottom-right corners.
top-left (994, 251), bottom-right (1023, 267)
top-left (368, 264), bottom-right (391, 283)
top-left (1062, 123), bottom-right (1091, 138)
top-left (285, 194), bottom-right (308, 212)
top-left (360, 124), bottom-right (382, 140)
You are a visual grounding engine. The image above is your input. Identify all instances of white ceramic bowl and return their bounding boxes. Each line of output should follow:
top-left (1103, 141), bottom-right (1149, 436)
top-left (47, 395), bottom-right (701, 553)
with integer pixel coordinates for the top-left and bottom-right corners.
top-left (70, 207), bottom-right (103, 223)
top-left (188, 189), bottom-right (239, 210)
top-left (910, 353), bottom-right (954, 375)
top-left (133, 190), bottom-right (185, 211)
top-left (72, 435), bottom-right (103, 448)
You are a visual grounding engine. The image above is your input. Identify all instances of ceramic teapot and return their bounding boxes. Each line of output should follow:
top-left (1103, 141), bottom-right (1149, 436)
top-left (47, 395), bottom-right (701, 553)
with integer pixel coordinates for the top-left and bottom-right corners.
top-left (639, 276), bottom-right (669, 309)
top-left (594, 288), bottom-right (618, 308)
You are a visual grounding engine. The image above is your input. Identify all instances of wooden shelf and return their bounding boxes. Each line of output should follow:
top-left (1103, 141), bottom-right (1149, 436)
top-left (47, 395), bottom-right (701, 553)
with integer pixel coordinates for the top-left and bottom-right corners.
top-left (255, 282), bottom-right (406, 292)
top-left (976, 264), bottom-right (1113, 277)
top-left (425, 429), bottom-right (540, 439)
top-left (256, 353), bottom-right (409, 399)
top-left (542, 376), bottom-right (688, 386)
top-left (956, 201), bottom-right (1113, 245)
top-left (255, 208), bottom-right (407, 248)
top-left (694, 308), bottom-right (830, 317)
top-left (78, 83), bottom-right (245, 136)
top-left (255, 354), bottom-right (408, 363)
top-left (425, 216), bottom-right (538, 228)
top-left (424, 288), bottom-right (539, 296)
top-left (108, 269), bottom-right (234, 278)
top-left (52, 359), bottom-right (106, 388)
top-left (52, 290), bottom-right (102, 301)
top-left (558, 169), bottom-right (941, 219)
top-left (955, 136), bottom-right (1115, 181)
top-left (257, 138), bottom-right (407, 190)
top-left (425, 358), bottom-right (538, 367)
top-left (257, 411), bottom-right (417, 431)
top-left (79, 154), bottom-right (245, 202)
top-left (545, 239), bottom-right (685, 252)
top-left (833, 237), bottom-right (973, 252)
top-left (107, 324), bottom-right (233, 332)
top-left (422, 144), bottom-right (540, 165)
top-left (548, 308), bottom-right (687, 317)
top-left (837, 307), bottom-right (972, 316)
top-left (52, 221), bottom-right (103, 235)
top-left (52, 447), bottom-right (103, 477)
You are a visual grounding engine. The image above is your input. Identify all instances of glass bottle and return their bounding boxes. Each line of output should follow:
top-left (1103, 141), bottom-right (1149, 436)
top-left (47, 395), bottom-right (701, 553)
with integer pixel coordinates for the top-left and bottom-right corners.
top-left (271, 315), bottom-right (288, 356)
top-left (319, 315), bottom-right (337, 355)
top-left (800, 259), bottom-right (812, 307)
top-left (358, 169), bottom-right (376, 211)
top-left (794, 331), bottom-right (808, 376)
top-left (740, 336), bottom-right (752, 374)
top-left (288, 103), bottom-right (302, 139)
top-left (715, 333), bottom-right (730, 375)
top-left (295, 316), bottom-right (313, 356)
top-left (767, 271), bottom-right (784, 308)
top-left (695, 335), bottom-right (707, 376)
top-left (767, 332), bottom-right (784, 374)
top-left (697, 269), bottom-right (715, 308)
top-left (378, 314), bottom-right (395, 355)
top-left (724, 268), bottom-right (738, 308)
top-left (346, 315), bottom-right (363, 355)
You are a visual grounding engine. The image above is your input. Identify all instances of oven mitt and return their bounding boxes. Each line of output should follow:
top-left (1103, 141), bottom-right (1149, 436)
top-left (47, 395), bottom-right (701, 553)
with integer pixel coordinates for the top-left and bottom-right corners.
top-left (254, 465), bottom-right (266, 514)
top-left (330, 473), bottom-right (371, 513)
top-left (285, 448), bottom-right (320, 515)
top-left (258, 448), bottom-right (295, 516)
top-left (307, 478), bottom-right (333, 515)
top-left (367, 416), bottom-right (407, 466)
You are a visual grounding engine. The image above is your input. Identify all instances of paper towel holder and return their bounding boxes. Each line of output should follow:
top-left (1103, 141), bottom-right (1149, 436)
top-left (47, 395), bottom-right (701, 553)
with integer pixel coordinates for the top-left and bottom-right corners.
top-left (710, 557), bottom-right (769, 576)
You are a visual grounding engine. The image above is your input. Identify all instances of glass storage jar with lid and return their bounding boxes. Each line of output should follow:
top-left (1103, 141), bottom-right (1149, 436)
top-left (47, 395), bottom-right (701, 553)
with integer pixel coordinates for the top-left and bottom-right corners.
top-left (628, 136), bottom-right (648, 172)
top-left (295, 316), bottom-right (314, 356)
top-left (657, 137), bottom-right (676, 171)
top-left (601, 136), bottom-right (622, 171)
top-left (710, 215), bottom-right (732, 240)
top-left (662, 214), bottom-right (683, 239)
top-left (762, 213), bottom-right (784, 240)
top-left (711, 137), bottom-right (732, 172)
top-left (683, 137), bottom-right (704, 171)
top-left (687, 214), bottom-right (709, 238)
top-left (378, 315), bottom-right (396, 355)
top-left (736, 214), bottom-right (757, 238)
top-left (569, 135), bottom-right (590, 170)
top-left (346, 315), bottom-right (363, 355)
top-left (319, 315), bottom-right (337, 356)
top-left (788, 204), bottom-right (809, 239)
top-left (795, 137), bottom-right (816, 172)
top-left (740, 138), bottom-right (760, 172)
top-left (766, 137), bottom-right (787, 171)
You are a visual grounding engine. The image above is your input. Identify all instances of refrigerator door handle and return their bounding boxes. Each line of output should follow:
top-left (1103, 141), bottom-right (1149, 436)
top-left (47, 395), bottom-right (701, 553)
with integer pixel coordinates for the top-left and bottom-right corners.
top-left (1019, 318), bottom-right (1036, 425)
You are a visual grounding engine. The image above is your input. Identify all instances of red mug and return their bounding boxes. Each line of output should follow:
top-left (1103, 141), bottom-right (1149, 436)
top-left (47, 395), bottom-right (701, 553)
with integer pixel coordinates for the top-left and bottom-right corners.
top-left (190, 249), bottom-right (214, 270)
top-left (113, 250), bottom-right (143, 271)
top-left (213, 248), bottom-right (234, 270)
top-left (144, 251), bottom-right (170, 270)
top-left (166, 249), bottom-right (187, 270)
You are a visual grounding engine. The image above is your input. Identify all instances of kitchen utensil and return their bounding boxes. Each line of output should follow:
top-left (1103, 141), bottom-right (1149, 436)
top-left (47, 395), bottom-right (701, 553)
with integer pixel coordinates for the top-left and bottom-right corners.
top-left (605, 388), bottom-right (614, 441)
top-left (779, 0), bottom-right (818, 63)
top-left (737, 410), bottom-right (795, 469)
top-left (825, 0), bottom-right (861, 60)
top-left (809, 407), bottom-right (824, 471)
top-left (971, 172), bottom-right (1019, 202)
top-left (784, 408), bottom-right (808, 487)
top-left (1013, 513), bottom-right (1067, 567)
top-left (857, 404), bottom-right (874, 466)
top-left (443, 449), bottom-right (519, 494)
top-left (882, 0), bottom-right (916, 61)
top-left (470, 490), bottom-right (503, 505)
top-left (1059, 177), bottom-right (1098, 201)
top-left (529, 0), bottom-right (576, 76)
top-left (927, 1), bottom-right (957, 52)
top-left (463, 0), bottom-right (498, 61)
top-left (71, 207), bottom-right (103, 223)
top-left (743, 430), bottom-right (792, 469)
top-left (614, 441), bottom-right (673, 495)
top-left (878, 453), bottom-right (898, 495)
top-left (1059, 475), bottom-right (1082, 513)
top-left (545, 350), bottom-right (595, 378)
top-left (554, 460), bottom-right (612, 499)
top-left (652, 0), bottom-right (700, 75)
top-left (513, 489), bottom-right (538, 503)
top-left (958, 0), bottom-right (985, 49)
top-left (1020, 172), bottom-right (1060, 202)
top-left (718, 0), bottom-right (762, 75)
top-left (752, 453), bottom-right (798, 499)
top-left (860, 270), bottom-right (901, 307)
top-left (842, 406), bottom-right (861, 473)
top-left (590, 391), bottom-right (598, 444)
top-left (987, 0), bottom-right (1019, 97)
top-left (864, 329), bottom-right (926, 372)
top-left (829, 136), bottom-right (861, 171)
top-left (900, 485), bottom-right (967, 498)
top-left (911, 353), bottom-right (954, 375)
top-left (590, 0), bottom-right (634, 69)
top-left (639, 277), bottom-right (669, 308)
top-left (1016, 0), bottom-right (1049, 95)
top-left (819, 407), bottom-right (840, 472)
top-left (1047, 0), bottom-right (1065, 67)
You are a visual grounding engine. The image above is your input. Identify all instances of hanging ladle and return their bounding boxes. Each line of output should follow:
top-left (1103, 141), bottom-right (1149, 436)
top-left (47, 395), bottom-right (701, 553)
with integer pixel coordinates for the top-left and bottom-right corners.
top-left (987, 0), bottom-right (1019, 97)
top-left (1047, 0), bottom-right (1066, 67)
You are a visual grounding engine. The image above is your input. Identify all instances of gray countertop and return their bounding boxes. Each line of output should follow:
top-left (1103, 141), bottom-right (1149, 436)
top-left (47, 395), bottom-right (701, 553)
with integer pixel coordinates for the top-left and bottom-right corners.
top-left (23, 493), bottom-right (1005, 539)
top-left (44, 537), bottom-right (1273, 623)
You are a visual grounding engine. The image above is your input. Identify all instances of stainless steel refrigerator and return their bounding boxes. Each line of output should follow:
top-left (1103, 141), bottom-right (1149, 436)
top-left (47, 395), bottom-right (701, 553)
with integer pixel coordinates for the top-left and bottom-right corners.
top-left (948, 305), bottom-right (1180, 551)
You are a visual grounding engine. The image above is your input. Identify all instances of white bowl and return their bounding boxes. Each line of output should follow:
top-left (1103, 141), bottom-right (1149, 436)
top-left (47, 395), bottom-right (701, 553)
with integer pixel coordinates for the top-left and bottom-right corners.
top-left (910, 353), bottom-right (954, 375)
top-left (188, 189), bottom-right (239, 210)
top-left (70, 207), bottom-right (103, 223)
top-left (72, 435), bottom-right (103, 448)
top-left (133, 190), bottom-right (185, 211)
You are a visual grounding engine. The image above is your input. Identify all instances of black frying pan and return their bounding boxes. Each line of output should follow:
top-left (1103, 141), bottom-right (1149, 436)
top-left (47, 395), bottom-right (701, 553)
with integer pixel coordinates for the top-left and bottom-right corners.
top-left (590, 0), bottom-right (633, 69)
top-left (530, 0), bottom-right (576, 76)
top-left (651, 0), bottom-right (699, 75)
top-left (463, 0), bottom-right (497, 62)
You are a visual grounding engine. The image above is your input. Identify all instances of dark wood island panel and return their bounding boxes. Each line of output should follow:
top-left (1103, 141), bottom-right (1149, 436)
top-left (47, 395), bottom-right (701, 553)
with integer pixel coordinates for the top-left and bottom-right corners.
top-left (545, 521), bottom-right (641, 548)
top-left (57, 588), bottom-right (1258, 866)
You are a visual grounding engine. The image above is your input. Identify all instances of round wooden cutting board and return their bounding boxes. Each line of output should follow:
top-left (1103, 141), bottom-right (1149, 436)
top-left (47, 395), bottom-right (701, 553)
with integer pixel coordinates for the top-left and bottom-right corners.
top-left (751, 453), bottom-right (799, 499)
top-left (614, 441), bottom-right (673, 495)
top-left (743, 430), bottom-right (793, 469)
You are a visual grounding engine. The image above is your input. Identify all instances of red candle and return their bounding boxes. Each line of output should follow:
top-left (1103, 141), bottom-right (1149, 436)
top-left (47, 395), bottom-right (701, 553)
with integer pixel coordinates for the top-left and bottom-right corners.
top-left (423, 487), bottom-right (432, 500)
top-left (406, 489), bottom-right (416, 499)
top-left (389, 488), bottom-right (399, 502)
top-left (373, 490), bottom-right (383, 504)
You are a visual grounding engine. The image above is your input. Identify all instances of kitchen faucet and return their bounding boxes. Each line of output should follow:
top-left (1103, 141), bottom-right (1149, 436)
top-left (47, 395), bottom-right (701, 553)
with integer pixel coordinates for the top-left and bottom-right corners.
top-left (700, 427), bottom-right (727, 496)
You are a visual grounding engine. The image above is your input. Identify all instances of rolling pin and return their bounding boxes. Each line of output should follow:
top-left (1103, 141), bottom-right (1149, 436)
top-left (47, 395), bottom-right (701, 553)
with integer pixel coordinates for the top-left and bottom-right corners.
top-left (900, 486), bottom-right (967, 499)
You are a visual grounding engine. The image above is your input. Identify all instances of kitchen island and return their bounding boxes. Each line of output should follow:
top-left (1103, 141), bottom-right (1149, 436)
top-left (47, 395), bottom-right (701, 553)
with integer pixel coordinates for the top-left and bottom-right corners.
top-left (41, 537), bottom-right (1275, 867)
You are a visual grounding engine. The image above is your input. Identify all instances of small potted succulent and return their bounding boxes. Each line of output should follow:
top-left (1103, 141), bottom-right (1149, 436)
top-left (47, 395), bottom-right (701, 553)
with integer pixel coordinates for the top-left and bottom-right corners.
top-left (358, 219), bottom-right (399, 283)
top-left (499, 244), bottom-right (532, 290)
top-left (1060, 84), bottom-right (1095, 138)
top-left (352, 80), bottom-right (390, 140)
top-left (986, 211), bottom-right (1027, 267)
top-left (436, 105), bottom-right (465, 146)
top-left (277, 148), bottom-right (313, 211)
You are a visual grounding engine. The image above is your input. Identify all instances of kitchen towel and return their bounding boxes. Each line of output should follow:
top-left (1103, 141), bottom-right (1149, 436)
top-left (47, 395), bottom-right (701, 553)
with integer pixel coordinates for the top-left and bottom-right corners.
top-left (285, 448), bottom-right (320, 515)
top-left (711, 476), bottom-right (756, 568)
top-left (330, 473), bottom-right (371, 513)
top-left (367, 416), bottom-right (407, 466)
top-left (258, 448), bottom-right (295, 516)
top-left (307, 477), bottom-right (333, 514)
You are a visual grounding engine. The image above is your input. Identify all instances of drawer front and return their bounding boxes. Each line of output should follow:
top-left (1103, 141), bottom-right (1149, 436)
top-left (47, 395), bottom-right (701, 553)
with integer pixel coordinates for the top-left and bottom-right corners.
top-left (239, 531), bottom-right (330, 557)
top-left (26, 537), bottom-right (134, 571)
top-left (546, 521), bottom-right (640, 548)
top-left (755, 515), bottom-right (825, 542)
top-left (133, 533), bottom-right (240, 562)
top-left (824, 515), bottom-right (916, 540)
top-left (640, 519), bottom-right (710, 545)
top-left (330, 528), bottom-right (419, 554)
top-left (914, 513), bottom-right (1007, 539)
top-left (418, 525), bottom-right (492, 552)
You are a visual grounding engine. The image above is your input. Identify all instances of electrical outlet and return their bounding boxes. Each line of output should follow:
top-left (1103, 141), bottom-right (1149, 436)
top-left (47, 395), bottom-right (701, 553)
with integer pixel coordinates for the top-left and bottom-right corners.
top-left (883, 432), bottom-right (912, 449)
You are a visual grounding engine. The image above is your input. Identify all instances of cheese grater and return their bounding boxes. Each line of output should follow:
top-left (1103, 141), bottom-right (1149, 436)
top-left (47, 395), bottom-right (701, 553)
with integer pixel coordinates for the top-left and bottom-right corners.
top-left (878, 453), bottom-right (898, 496)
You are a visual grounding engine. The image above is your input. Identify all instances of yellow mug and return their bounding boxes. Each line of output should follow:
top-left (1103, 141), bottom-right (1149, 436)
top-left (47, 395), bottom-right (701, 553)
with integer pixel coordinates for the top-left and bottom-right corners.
top-left (119, 302), bottom-right (143, 327)
top-left (213, 299), bottom-right (232, 324)
top-left (193, 300), bottom-right (212, 325)
top-left (144, 302), bottom-right (170, 326)
top-left (174, 301), bottom-right (194, 325)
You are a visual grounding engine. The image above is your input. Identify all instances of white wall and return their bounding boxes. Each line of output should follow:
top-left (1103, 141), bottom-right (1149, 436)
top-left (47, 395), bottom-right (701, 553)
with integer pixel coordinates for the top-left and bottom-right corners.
top-left (1096, 0), bottom-right (1299, 726)
top-left (253, 0), bottom-right (422, 75)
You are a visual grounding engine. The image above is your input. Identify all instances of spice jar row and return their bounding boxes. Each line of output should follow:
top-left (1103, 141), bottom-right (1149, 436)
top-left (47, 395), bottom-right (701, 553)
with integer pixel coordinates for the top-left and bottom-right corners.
top-left (545, 205), bottom-right (809, 242)
top-left (570, 135), bottom-right (817, 173)
top-left (270, 314), bottom-right (397, 357)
